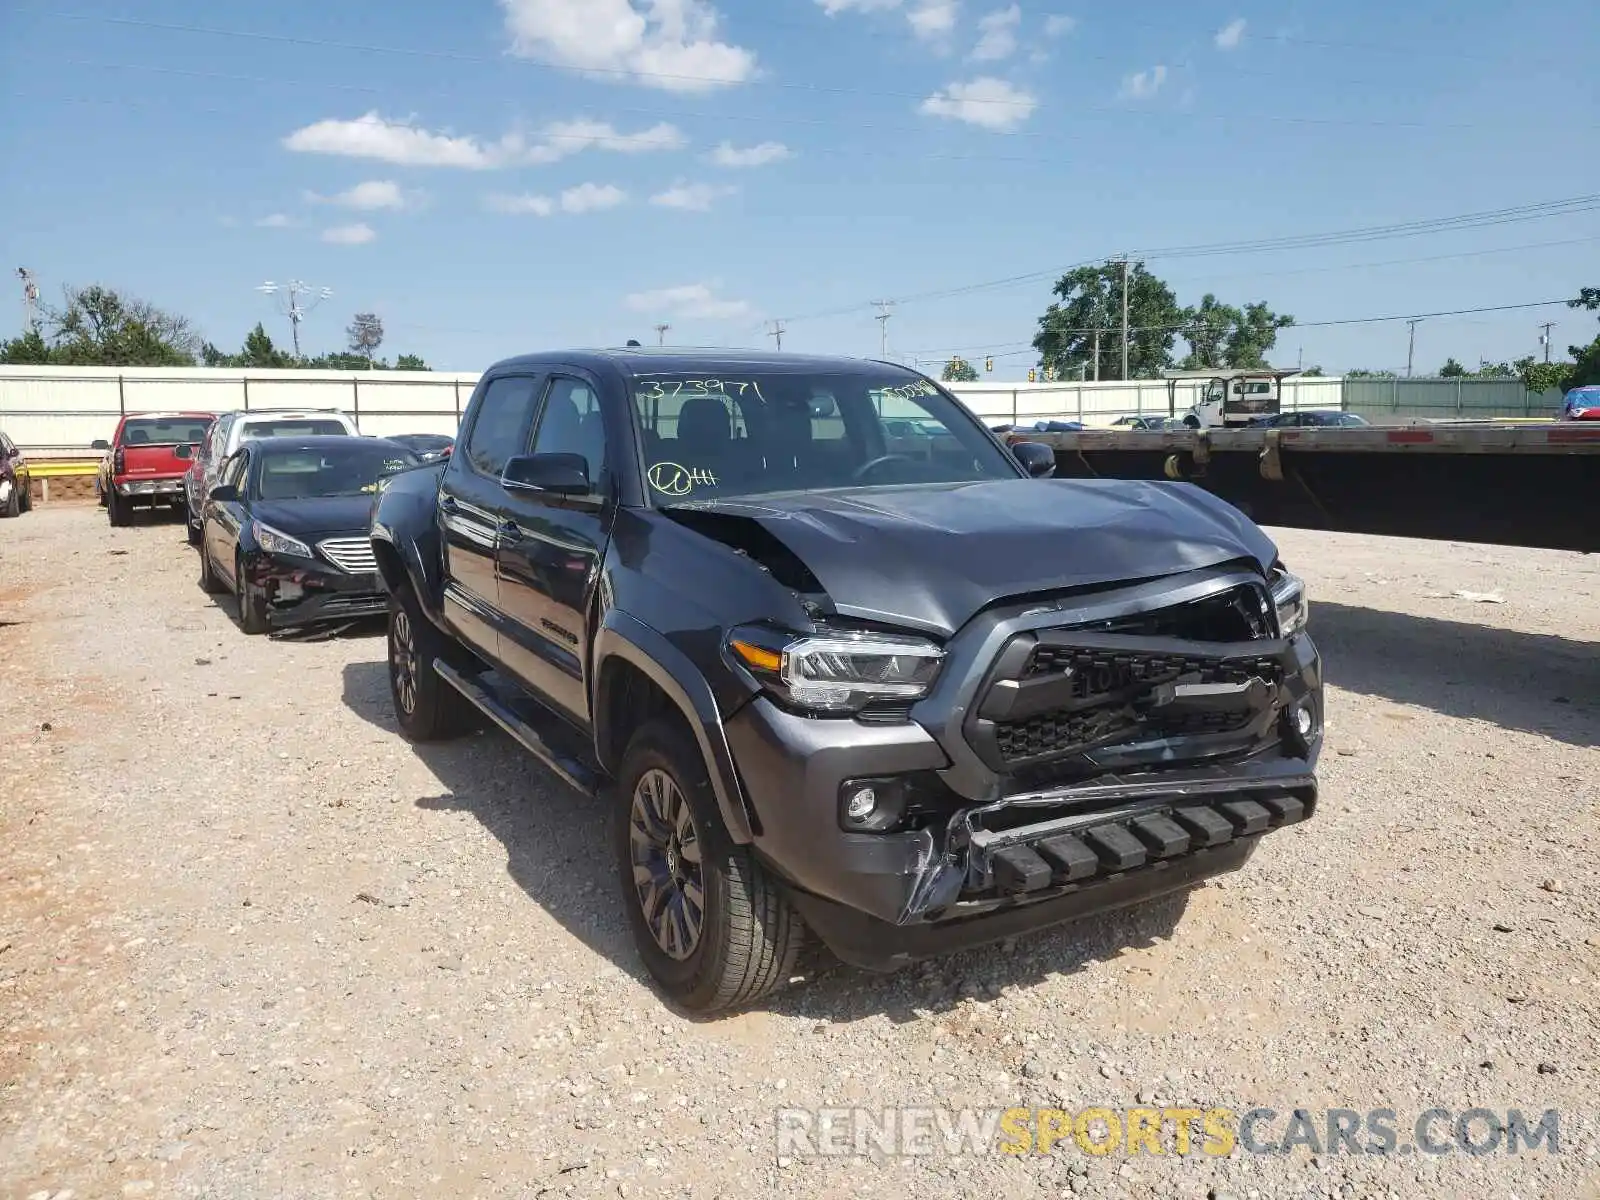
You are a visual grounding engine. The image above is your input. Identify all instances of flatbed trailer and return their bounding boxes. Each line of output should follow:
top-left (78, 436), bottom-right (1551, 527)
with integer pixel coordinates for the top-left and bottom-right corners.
top-left (1006, 422), bottom-right (1600, 554)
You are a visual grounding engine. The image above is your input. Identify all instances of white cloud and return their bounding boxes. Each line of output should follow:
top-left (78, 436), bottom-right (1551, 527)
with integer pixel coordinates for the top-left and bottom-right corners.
top-left (707, 140), bottom-right (792, 167)
top-left (528, 118), bottom-right (686, 163)
top-left (284, 112), bottom-right (525, 168)
top-left (305, 180), bottom-right (411, 210)
top-left (919, 76), bottom-right (1038, 130)
top-left (560, 182), bottom-right (628, 213)
top-left (972, 5), bottom-right (1020, 61)
top-left (322, 223), bottom-right (377, 245)
top-left (485, 192), bottom-right (557, 216)
top-left (1118, 64), bottom-right (1167, 100)
top-left (255, 213), bottom-right (296, 229)
top-left (1043, 14), bottom-right (1076, 36)
top-left (1214, 18), bottom-right (1246, 49)
top-left (650, 181), bottom-right (737, 211)
top-left (908, 0), bottom-right (959, 38)
top-left (816, 0), bottom-right (900, 11)
top-left (624, 282), bottom-right (753, 321)
top-left (500, 0), bottom-right (756, 93)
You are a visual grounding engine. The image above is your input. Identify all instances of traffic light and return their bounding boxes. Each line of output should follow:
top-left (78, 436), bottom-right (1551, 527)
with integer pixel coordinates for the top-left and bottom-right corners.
top-left (1027, 368), bottom-right (1037, 382)
top-left (985, 357), bottom-right (993, 373)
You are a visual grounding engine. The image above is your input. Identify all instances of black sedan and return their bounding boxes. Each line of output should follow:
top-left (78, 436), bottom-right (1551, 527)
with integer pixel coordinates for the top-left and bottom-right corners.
top-left (197, 436), bottom-right (421, 634)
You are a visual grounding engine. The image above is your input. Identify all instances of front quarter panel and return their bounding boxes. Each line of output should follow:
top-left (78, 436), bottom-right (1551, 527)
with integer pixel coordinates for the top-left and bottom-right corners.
top-left (370, 461), bottom-right (450, 621)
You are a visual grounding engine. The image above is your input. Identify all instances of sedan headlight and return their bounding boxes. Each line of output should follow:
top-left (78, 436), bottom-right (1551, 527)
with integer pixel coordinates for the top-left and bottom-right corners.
top-left (728, 625), bottom-right (945, 714)
top-left (1271, 568), bottom-right (1309, 637)
top-left (254, 521), bottom-right (313, 559)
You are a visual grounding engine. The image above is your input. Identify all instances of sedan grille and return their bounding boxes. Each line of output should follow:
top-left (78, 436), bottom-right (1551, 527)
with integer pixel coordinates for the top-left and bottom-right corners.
top-left (318, 537), bottom-right (377, 575)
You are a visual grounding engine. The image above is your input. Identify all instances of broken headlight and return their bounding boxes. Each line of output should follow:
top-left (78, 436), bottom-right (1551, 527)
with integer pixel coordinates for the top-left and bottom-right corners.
top-left (728, 625), bottom-right (945, 715)
top-left (1271, 568), bottom-right (1309, 637)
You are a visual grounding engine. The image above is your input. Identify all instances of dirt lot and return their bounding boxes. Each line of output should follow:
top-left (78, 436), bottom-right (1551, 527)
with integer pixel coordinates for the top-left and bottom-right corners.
top-left (1, 504), bottom-right (1596, 1200)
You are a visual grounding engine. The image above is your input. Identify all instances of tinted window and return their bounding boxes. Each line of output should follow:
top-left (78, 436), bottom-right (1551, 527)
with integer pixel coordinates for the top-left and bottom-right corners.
top-left (254, 443), bottom-right (419, 500)
top-left (629, 369), bottom-right (1016, 503)
top-left (465, 376), bottom-right (541, 477)
top-left (238, 419), bottom-right (349, 442)
top-left (122, 417), bottom-right (210, 445)
top-left (219, 452), bottom-right (249, 489)
top-left (531, 378), bottom-right (608, 485)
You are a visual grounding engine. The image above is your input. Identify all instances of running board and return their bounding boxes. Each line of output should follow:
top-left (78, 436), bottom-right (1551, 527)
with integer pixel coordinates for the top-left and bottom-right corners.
top-left (432, 658), bottom-right (600, 795)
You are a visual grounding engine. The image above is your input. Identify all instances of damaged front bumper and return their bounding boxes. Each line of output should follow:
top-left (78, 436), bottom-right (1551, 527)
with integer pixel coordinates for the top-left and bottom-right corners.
top-left (245, 551), bottom-right (389, 630)
top-left (724, 614), bottom-right (1322, 973)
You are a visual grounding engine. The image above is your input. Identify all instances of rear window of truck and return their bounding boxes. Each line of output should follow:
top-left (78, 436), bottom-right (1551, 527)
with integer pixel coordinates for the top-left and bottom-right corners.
top-left (122, 418), bottom-right (210, 445)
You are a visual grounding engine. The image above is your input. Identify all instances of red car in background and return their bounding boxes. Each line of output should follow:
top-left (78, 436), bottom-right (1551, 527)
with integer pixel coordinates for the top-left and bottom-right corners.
top-left (94, 412), bottom-right (215, 527)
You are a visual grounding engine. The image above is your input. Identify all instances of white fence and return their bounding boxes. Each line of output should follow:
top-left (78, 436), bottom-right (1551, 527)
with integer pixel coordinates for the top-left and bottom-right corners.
top-left (0, 365), bottom-right (1353, 453)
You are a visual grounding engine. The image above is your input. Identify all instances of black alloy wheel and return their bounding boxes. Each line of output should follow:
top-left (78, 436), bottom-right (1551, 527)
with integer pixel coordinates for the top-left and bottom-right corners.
top-left (628, 768), bottom-right (706, 961)
top-left (390, 603), bottom-right (420, 718)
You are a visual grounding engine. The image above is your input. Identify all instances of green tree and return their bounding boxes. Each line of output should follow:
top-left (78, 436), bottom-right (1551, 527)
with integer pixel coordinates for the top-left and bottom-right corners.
top-left (1513, 356), bottom-right (1573, 394)
top-left (1471, 361), bottom-right (1514, 379)
top-left (1301, 366), bottom-right (1325, 377)
top-left (941, 356), bottom-right (980, 382)
top-left (1034, 261), bottom-right (1182, 380)
top-left (1346, 369), bottom-right (1398, 379)
top-left (1178, 293), bottom-right (1237, 370)
top-left (394, 353), bottom-right (430, 371)
top-left (43, 284), bottom-right (199, 366)
top-left (1567, 287), bottom-right (1600, 389)
top-left (0, 328), bottom-right (53, 364)
top-left (1223, 301), bottom-right (1294, 368)
top-left (239, 323), bottom-right (294, 368)
top-left (1438, 357), bottom-right (1467, 377)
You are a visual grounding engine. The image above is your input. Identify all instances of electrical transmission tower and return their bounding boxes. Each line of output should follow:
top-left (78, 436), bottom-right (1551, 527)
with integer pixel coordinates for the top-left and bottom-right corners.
top-left (256, 280), bottom-right (333, 359)
top-left (654, 323), bottom-right (670, 346)
top-left (17, 267), bottom-right (39, 332)
top-left (870, 300), bottom-right (896, 359)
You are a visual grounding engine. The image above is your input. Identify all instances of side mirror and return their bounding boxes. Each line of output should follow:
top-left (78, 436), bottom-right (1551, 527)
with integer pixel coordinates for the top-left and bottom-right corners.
top-left (91, 439), bottom-right (110, 451)
top-left (1011, 440), bottom-right (1057, 478)
top-left (502, 452), bottom-right (590, 496)
top-left (210, 484), bottom-right (239, 503)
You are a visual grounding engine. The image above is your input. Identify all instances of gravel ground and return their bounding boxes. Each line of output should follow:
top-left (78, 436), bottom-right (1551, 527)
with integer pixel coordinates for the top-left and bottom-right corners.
top-left (1, 504), bottom-right (1596, 1200)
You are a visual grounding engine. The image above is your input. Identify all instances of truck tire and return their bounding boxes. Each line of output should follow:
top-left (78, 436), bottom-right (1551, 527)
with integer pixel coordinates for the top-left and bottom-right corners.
top-left (18, 482), bottom-right (31, 513)
top-left (235, 553), bottom-right (270, 635)
top-left (615, 719), bottom-right (804, 1013)
top-left (107, 489), bottom-right (130, 527)
top-left (387, 584), bottom-right (472, 742)
top-left (1, 486), bottom-right (18, 519)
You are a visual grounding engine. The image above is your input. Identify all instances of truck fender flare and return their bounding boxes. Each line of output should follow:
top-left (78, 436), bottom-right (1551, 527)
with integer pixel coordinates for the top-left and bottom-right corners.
top-left (593, 612), bottom-right (755, 845)
top-left (371, 525), bottom-right (447, 627)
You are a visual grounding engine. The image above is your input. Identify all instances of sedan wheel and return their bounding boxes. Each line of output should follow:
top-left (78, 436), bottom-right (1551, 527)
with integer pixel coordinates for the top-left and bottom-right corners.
top-left (390, 605), bottom-right (419, 716)
top-left (628, 768), bottom-right (705, 962)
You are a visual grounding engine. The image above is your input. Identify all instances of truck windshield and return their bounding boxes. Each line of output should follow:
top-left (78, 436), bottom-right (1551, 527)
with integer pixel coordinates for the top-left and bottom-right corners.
top-left (122, 417), bottom-right (210, 445)
top-left (629, 369), bottom-right (1019, 503)
top-left (254, 444), bottom-right (418, 500)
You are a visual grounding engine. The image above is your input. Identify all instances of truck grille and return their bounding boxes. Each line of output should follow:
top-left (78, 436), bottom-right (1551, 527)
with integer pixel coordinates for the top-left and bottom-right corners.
top-left (970, 580), bottom-right (1284, 776)
top-left (318, 537), bottom-right (377, 575)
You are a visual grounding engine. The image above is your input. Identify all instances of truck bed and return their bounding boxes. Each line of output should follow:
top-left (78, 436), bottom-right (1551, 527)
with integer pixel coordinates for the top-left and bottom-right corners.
top-left (1007, 422), bottom-right (1600, 554)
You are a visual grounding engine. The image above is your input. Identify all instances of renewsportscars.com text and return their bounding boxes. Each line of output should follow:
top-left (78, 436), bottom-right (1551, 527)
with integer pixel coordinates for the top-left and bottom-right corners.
top-left (774, 1106), bottom-right (1562, 1160)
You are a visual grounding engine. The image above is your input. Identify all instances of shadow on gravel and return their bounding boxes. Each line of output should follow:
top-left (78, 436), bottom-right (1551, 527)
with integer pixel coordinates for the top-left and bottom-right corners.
top-left (340, 658), bottom-right (1197, 1021)
top-left (1313, 602), bottom-right (1599, 749)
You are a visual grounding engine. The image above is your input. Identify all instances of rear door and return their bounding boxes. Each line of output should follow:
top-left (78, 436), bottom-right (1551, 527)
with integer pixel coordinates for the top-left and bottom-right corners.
top-left (494, 373), bottom-right (616, 724)
top-left (438, 374), bottom-right (545, 661)
top-left (206, 448), bottom-right (252, 584)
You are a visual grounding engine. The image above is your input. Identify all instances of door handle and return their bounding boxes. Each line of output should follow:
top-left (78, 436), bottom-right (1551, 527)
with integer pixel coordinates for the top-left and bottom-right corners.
top-left (439, 495), bottom-right (460, 514)
top-left (496, 519), bottom-right (522, 539)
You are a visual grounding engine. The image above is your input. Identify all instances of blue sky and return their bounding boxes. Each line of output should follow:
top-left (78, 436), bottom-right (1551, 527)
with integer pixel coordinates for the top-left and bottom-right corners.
top-left (2, 0), bottom-right (1597, 377)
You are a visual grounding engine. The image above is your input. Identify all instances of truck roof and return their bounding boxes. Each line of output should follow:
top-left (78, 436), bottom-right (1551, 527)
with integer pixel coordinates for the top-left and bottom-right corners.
top-left (120, 410), bottom-right (217, 421)
top-left (488, 347), bottom-right (924, 377)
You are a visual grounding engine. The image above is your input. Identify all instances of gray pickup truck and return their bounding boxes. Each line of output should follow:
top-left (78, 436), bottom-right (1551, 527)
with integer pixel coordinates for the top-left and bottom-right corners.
top-left (370, 348), bottom-right (1323, 1013)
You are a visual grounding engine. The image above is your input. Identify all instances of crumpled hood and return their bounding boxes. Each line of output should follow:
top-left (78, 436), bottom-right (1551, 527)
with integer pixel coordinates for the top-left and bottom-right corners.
top-left (671, 478), bottom-right (1278, 636)
top-left (249, 496), bottom-right (374, 540)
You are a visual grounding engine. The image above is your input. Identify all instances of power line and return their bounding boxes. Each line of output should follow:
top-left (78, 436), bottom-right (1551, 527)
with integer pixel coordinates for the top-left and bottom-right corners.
top-left (18, 12), bottom-right (1585, 132)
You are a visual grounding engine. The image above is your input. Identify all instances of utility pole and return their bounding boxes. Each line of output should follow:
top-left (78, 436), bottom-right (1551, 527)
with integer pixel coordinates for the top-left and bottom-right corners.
top-left (654, 323), bottom-right (670, 346)
top-left (256, 280), bottom-right (333, 360)
top-left (1118, 257), bottom-right (1131, 382)
top-left (870, 300), bottom-right (896, 359)
top-left (1405, 318), bottom-right (1421, 378)
top-left (766, 320), bottom-right (785, 351)
top-left (16, 267), bottom-right (39, 332)
top-left (1091, 327), bottom-right (1101, 382)
top-left (1538, 322), bottom-right (1555, 364)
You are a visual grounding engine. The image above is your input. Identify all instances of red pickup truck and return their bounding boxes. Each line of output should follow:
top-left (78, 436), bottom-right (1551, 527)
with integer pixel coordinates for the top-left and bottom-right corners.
top-left (94, 412), bottom-right (215, 527)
